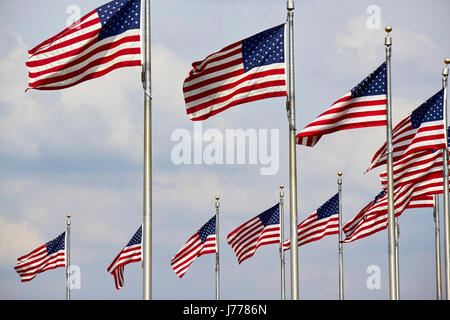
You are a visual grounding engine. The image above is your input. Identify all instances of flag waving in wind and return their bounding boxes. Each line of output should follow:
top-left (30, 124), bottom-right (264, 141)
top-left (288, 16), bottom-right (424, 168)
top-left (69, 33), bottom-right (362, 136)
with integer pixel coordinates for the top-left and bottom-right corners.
top-left (227, 203), bottom-right (280, 264)
top-left (183, 24), bottom-right (287, 121)
top-left (343, 188), bottom-right (434, 243)
top-left (379, 148), bottom-right (450, 189)
top-left (296, 62), bottom-right (387, 147)
top-left (107, 226), bottom-right (142, 290)
top-left (170, 216), bottom-right (217, 278)
top-left (283, 193), bottom-right (339, 250)
top-left (14, 232), bottom-right (66, 282)
top-left (367, 89), bottom-right (446, 172)
top-left (26, 0), bottom-right (142, 90)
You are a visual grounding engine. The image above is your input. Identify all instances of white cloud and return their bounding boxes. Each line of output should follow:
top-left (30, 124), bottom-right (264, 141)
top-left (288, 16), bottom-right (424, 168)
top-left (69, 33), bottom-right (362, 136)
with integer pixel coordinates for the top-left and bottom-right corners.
top-left (333, 15), bottom-right (438, 74)
top-left (0, 215), bottom-right (43, 267)
top-left (0, 177), bottom-right (135, 259)
top-left (154, 169), bottom-right (276, 217)
top-left (334, 16), bottom-right (385, 70)
top-left (0, 29), bottom-right (192, 165)
top-left (0, 29), bottom-right (44, 158)
top-left (152, 45), bottom-right (190, 121)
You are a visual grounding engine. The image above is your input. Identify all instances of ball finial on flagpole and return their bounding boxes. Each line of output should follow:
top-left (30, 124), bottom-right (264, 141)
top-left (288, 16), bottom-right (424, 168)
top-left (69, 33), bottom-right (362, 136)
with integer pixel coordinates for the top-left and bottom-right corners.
top-left (445, 58), bottom-right (450, 65)
top-left (215, 196), bottom-right (220, 201)
top-left (337, 172), bottom-right (343, 185)
top-left (385, 26), bottom-right (392, 47)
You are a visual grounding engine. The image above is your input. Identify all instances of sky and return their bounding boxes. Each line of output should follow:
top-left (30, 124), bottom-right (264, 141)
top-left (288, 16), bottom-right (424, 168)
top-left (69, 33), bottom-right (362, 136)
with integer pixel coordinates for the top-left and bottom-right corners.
top-left (0, 0), bottom-right (449, 300)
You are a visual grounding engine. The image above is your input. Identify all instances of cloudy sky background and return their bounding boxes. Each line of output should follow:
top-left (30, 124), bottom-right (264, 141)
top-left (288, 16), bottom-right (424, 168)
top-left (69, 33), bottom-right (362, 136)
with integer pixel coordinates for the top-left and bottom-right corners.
top-left (0, 0), bottom-right (449, 300)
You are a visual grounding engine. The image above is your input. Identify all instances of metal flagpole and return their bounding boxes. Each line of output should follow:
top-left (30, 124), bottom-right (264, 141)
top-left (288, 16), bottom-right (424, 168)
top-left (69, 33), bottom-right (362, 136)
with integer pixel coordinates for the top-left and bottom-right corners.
top-left (286, 0), bottom-right (299, 300)
top-left (384, 25), bottom-right (398, 300)
top-left (279, 185), bottom-right (286, 300)
top-left (215, 196), bottom-right (220, 300)
top-left (337, 172), bottom-right (344, 300)
top-left (66, 213), bottom-right (71, 301)
top-left (442, 58), bottom-right (450, 299)
top-left (142, 0), bottom-right (152, 300)
top-left (394, 217), bottom-right (400, 299)
top-left (434, 195), bottom-right (443, 300)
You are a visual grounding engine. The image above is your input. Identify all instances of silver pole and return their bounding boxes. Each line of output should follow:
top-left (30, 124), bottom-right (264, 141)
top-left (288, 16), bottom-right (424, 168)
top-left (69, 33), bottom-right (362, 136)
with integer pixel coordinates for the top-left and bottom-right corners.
top-left (279, 185), bottom-right (286, 300)
top-left (66, 213), bottom-right (71, 301)
top-left (394, 217), bottom-right (400, 299)
top-left (434, 195), bottom-right (443, 300)
top-left (215, 196), bottom-right (220, 300)
top-left (442, 58), bottom-right (450, 299)
top-left (286, 0), bottom-right (299, 300)
top-left (384, 25), bottom-right (398, 300)
top-left (142, 0), bottom-right (152, 300)
top-left (337, 172), bottom-right (344, 300)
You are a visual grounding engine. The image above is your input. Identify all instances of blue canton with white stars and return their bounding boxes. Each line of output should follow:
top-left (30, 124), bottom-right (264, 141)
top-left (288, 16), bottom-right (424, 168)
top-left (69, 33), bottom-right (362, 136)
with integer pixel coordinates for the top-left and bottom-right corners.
top-left (411, 89), bottom-right (444, 129)
top-left (46, 232), bottom-right (65, 255)
top-left (373, 190), bottom-right (386, 205)
top-left (97, 0), bottom-right (141, 41)
top-left (317, 193), bottom-right (339, 220)
top-left (242, 24), bottom-right (285, 73)
top-left (126, 225), bottom-right (142, 246)
top-left (258, 203), bottom-right (280, 226)
top-left (350, 62), bottom-right (387, 98)
top-left (198, 216), bottom-right (216, 243)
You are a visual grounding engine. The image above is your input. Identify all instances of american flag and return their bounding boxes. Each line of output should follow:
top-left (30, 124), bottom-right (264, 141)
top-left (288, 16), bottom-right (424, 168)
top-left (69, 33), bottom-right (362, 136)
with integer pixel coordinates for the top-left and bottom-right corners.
top-left (404, 172), bottom-right (449, 199)
top-left (282, 193), bottom-right (339, 251)
top-left (379, 127), bottom-right (450, 188)
top-left (183, 24), bottom-right (287, 121)
top-left (14, 232), bottom-right (66, 282)
top-left (367, 89), bottom-right (446, 172)
top-left (342, 187), bottom-right (434, 243)
top-left (296, 62), bottom-right (387, 147)
top-left (227, 203), bottom-right (280, 264)
top-left (107, 225), bottom-right (142, 290)
top-left (380, 150), bottom-right (448, 188)
top-left (26, 0), bottom-right (141, 90)
top-left (170, 216), bottom-right (217, 278)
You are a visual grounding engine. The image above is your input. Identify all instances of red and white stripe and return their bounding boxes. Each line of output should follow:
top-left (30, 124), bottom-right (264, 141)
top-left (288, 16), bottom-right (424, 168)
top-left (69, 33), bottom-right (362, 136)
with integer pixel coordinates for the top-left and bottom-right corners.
top-left (14, 244), bottom-right (66, 282)
top-left (107, 243), bottom-right (142, 290)
top-left (170, 233), bottom-right (217, 278)
top-left (227, 216), bottom-right (280, 264)
top-left (343, 185), bottom-right (434, 243)
top-left (296, 92), bottom-right (386, 147)
top-left (407, 172), bottom-right (449, 198)
top-left (282, 211), bottom-right (339, 251)
top-left (26, 10), bottom-right (141, 90)
top-left (407, 194), bottom-right (435, 209)
top-left (183, 35), bottom-right (286, 121)
top-left (367, 117), bottom-right (446, 173)
top-left (343, 208), bottom-right (390, 244)
top-left (380, 149), bottom-right (448, 188)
